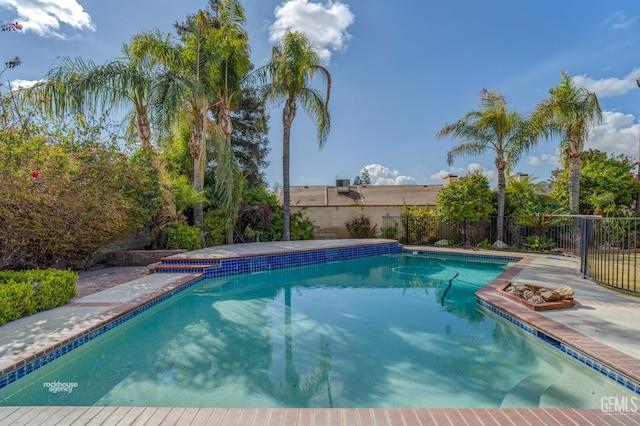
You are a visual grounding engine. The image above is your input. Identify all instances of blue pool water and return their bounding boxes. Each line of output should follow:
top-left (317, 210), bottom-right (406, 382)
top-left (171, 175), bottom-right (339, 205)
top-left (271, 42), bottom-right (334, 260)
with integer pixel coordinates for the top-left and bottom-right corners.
top-left (0, 254), bottom-right (635, 407)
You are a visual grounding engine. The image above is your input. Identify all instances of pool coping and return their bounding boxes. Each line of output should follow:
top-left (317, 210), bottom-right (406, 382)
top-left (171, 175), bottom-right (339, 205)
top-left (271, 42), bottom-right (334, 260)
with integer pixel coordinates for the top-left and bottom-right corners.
top-left (0, 240), bottom-right (639, 415)
top-left (474, 255), bottom-right (640, 394)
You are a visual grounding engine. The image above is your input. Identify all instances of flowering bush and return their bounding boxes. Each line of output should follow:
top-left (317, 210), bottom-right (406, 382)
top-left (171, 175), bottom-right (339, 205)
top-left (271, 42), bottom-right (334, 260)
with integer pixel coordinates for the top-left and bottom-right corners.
top-left (236, 201), bottom-right (273, 241)
top-left (345, 215), bottom-right (378, 238)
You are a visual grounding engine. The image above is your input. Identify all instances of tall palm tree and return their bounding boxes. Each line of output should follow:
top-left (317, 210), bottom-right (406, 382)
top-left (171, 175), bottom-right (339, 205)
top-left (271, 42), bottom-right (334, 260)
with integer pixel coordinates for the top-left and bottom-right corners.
top-left (436, 89), bottom-right (536, 243)
top-left (257, 31), bottom-right (331, 241)
top-left (531, 71), bottom-right (602, 214)
top-left (131, 15), bottom-right (219, 229)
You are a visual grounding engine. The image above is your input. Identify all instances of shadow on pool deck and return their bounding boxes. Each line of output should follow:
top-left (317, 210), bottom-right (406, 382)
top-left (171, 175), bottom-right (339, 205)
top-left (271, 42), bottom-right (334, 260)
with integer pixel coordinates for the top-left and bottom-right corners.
top-left (1, 240), bottom-right (640, 425)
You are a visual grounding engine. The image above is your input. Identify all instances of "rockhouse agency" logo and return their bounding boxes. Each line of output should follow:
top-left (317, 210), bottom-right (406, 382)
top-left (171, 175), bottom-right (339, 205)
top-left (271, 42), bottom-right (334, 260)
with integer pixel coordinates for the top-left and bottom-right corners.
top-left (43, 381), bottom-right (78, 394)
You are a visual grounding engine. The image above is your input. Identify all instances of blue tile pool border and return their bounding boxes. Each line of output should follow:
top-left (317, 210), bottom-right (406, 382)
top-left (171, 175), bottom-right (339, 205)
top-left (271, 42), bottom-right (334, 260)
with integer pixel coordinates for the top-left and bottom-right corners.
top-left (477, 298), bottom-right (640, 396)
top-left (156, 242), bottom-right (404, 276)
top-left (0, 242), bottom-right (402, 390)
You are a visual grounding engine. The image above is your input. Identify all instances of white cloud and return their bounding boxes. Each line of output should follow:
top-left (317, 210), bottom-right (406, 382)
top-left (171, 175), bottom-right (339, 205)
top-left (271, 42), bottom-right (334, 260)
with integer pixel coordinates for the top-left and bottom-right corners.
top-left (269, 0), bottom-right (354, 63)
top-left (602, 11), bottom-right (638, 30)
top-left (430, 164), bottom-right (496, 184)
top-left (587, 110), bottom-right (640, 159)
top-left (572, 68), bottom-right (640, 98)
top-left (526, 153), bottom-right (560, 167)
top-left (0, 0), bottom-right (94, 39)
top-left (7, 79), bottom-right (43, 90)
top-left (361, 164), bottom-right (415, 185)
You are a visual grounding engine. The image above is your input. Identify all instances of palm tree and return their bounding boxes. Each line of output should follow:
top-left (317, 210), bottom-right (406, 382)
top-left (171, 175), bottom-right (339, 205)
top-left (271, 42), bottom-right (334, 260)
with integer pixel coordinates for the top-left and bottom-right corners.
top-left (436, 89), bottom-right (535, 243)
top-left (131, 15), bottom-right (219, 229)
top-left (531, 71), bottom-right (602, 214)
top-left (24, 44), bottom-right (177, 222)
top-left (257, 31), bottom-right (331, 240)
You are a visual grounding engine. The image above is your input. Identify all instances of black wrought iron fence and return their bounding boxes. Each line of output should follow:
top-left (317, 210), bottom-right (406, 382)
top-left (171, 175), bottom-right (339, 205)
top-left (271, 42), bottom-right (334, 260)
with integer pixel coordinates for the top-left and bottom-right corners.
top-left (581, 217), bottom-right (639, 293)
top-left (382, 215), bottom-right (580, 254)
top-left (382, 214), bottom-right (639, 293)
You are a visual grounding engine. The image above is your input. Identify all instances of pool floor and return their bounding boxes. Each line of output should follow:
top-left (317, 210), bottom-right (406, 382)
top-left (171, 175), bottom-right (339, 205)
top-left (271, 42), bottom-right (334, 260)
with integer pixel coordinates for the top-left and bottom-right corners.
top-left (1, 240), bottom-right (640, 424)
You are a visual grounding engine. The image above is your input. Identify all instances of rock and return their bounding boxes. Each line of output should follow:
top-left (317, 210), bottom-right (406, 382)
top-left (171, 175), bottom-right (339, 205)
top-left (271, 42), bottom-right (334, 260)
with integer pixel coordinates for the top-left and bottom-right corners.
top-left (513, 284), bottom-right (527, 292)
top-left (529, 295), bottom-right (545, 304)
top-left (434, 239), bottom-right (448, 246)
top-left (492, 240), bottom-right (508, 249)
top-left (540, 290), bottom-right (562, 302)
top-left (523, 290), bottom-right (534, 300)
top-left (557, 285), bottom-right (574, 300)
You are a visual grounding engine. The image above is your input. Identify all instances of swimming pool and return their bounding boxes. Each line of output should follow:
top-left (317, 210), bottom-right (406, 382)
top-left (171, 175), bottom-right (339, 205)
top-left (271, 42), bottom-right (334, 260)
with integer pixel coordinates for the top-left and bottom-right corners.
top-left (0, 253), bottom-right (635, 407)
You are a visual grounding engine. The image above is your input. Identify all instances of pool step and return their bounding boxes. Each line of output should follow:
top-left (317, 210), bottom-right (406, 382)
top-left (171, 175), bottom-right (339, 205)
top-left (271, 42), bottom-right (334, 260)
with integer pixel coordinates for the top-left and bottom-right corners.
top-left (500, 358), bottom-right (559, 408)
top-left (152, 263), bottom-right (220, 274)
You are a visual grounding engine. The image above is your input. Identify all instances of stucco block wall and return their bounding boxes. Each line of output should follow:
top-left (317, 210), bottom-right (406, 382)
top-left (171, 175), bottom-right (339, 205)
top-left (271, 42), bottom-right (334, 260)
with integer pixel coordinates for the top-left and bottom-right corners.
top-left (292, 205), bottom-right (404, 239)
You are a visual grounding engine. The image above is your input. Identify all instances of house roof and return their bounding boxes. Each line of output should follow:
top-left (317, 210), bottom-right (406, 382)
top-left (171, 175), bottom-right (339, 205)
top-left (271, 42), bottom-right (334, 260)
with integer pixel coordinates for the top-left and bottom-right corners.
top-left (286, 184), bottom-right (442, 207)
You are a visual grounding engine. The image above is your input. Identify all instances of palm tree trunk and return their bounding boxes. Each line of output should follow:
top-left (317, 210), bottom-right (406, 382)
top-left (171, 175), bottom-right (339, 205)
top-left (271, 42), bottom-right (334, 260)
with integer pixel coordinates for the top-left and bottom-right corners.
top-left (568, 155), bottom-right (581, 214)
top-left (496, 166), bottom-right (506, 243)
top-left (190, 119), bottom-right (206, 227)
top-left (282, 98), bottom-right (296, 241)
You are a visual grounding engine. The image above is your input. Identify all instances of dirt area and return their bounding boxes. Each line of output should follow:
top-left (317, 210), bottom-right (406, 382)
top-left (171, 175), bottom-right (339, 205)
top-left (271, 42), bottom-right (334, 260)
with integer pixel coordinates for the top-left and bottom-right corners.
top-left (74, 265), bottom-right (153, 298)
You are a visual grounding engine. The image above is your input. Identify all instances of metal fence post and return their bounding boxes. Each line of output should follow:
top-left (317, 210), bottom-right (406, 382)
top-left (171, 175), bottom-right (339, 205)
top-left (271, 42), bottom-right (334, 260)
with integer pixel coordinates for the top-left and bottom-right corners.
top-left (579, 217), bottom-right (588, 277)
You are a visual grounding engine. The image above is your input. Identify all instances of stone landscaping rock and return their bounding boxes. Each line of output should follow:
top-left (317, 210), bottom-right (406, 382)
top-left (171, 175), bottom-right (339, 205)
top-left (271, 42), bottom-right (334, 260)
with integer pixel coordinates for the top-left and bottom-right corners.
top-left (557, 285), bottom-right (574, 299)
top-left (529, 295), bottom-right (545, 304)
top-left (434, 239), bottom-right (448, 246)
top-left (498, 282), bottom-right (575, 310)
top-left (492, 240), bottom-right (508, 249)
top-left (540, 290), bottom-right (562, 302)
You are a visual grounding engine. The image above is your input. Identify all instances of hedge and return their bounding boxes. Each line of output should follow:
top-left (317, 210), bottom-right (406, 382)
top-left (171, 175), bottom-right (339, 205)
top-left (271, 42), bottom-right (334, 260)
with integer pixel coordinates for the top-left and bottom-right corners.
top-left (0, 269), bottom-right (78, 325)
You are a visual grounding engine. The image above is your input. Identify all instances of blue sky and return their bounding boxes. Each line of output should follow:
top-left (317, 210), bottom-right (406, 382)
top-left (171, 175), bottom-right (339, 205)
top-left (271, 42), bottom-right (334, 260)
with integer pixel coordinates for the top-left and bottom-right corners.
top-left (3, 0), bottom-right (640, 189)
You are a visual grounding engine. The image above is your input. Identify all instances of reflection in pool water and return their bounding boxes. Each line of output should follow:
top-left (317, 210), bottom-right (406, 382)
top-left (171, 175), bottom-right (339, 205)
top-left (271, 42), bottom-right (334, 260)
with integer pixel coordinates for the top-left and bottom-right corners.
top-left (0, 254), bottom-right (635, 407)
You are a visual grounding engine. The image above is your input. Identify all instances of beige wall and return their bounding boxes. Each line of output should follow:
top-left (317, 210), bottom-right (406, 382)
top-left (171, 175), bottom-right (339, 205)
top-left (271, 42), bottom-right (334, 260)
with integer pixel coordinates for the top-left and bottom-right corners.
top-left (292, 205), bottom-right (405, 239)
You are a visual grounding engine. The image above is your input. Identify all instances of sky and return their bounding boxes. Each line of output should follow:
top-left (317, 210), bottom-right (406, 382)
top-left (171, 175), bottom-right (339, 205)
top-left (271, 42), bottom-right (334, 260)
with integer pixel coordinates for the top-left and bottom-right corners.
top-left (3, 0), bottom-right (640, 189)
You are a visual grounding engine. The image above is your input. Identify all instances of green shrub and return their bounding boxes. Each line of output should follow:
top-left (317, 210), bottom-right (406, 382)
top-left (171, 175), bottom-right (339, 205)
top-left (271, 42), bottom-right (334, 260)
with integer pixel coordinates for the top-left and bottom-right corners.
top-left (402, 206), bottom-right (438, 244)
top-left (0, 280), bottom-right (36, 325)
top-left (165, 224), bottom-right (202, 250)
top-left (203, 209), bottom-right (229, 246)
top-left (0, 269), bottom-right (77, 324)
top-left (522, 235), bottom-right (556, 251)
top-left (345, 215), bottom-right (378, 238)
top-left (381, 223), bottom-right (399, 239)
top-left (290, 210), bottom-right (317, 240)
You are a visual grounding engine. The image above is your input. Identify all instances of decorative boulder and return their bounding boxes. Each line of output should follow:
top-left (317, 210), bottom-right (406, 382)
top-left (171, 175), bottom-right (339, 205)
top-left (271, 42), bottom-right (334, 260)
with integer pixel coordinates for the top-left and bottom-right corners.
top-left (539, 290), bottom-right (562, 302)
top-left (557, 285), bottom-right (574, 299)
top-left (434, 239), bottom-right (449, 246)
top-left (492, 240), bottom-right (508, 249)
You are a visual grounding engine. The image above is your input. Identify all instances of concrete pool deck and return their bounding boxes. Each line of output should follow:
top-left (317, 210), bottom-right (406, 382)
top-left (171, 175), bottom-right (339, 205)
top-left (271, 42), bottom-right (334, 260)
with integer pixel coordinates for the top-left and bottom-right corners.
top-left (1, 239), bottom-right (639, 425)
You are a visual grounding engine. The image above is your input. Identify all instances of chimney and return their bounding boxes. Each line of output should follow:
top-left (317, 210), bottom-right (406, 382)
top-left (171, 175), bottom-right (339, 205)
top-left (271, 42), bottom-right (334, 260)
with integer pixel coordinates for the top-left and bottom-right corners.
top-left (514, 173), bottom-right (528, 182)
top-left (443, 175), bottom-right (457, 186)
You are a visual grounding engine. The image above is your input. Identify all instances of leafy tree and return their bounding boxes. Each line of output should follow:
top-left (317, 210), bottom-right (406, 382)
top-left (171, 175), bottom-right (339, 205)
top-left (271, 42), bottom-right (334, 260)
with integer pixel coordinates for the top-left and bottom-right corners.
top-left (550, 149), bottom-right (639, 214)
top-left (436, 89), bottom-right (535, 243)
top-left (257, 31), bottom-right (331, 241)
top-left (436, 172), bottom-right (495, 243)
top-left (353, 167), bottom-right (371, 186)
top-left (230, 87), bottom-right (270, 187)
top-left (531, 71), bottom-right (602, 214)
